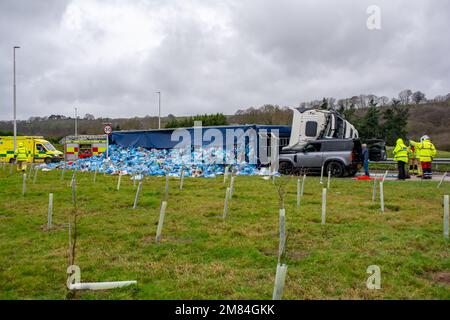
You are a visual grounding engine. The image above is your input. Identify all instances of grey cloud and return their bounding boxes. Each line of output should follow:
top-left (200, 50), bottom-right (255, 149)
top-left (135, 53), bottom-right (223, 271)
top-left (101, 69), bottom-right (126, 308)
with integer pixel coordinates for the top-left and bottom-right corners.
top-left (0, 0), bottom-right (449, 120)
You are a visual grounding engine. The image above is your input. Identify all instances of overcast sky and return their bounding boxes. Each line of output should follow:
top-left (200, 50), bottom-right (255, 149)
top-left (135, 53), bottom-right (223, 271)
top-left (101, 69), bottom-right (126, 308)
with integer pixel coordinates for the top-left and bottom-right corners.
top-left (0, 0), bottom-right (449, 120)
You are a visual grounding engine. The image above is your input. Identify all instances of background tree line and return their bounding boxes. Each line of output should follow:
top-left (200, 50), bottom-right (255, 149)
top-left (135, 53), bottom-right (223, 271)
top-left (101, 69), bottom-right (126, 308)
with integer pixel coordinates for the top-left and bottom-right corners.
top-left (164, 113), bottom-right (228, 128)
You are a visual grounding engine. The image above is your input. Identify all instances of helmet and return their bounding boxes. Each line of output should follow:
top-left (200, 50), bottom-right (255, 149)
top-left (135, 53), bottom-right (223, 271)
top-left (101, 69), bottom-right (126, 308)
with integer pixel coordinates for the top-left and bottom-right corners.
top-left (420, 135), bottom-right (430, 141)
top-left (19, 142), bottom-right (24, 147)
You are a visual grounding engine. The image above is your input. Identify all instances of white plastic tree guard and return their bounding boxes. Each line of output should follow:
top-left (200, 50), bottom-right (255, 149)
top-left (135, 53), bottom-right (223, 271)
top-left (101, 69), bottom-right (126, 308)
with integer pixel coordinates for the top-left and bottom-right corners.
top-left (380, 181), bottom-right (385, 213)
top-left (156, 201), bottom-right (168, 243)
top-left (327, 170), bottom-right (331, 189)
top-left (444, 195), bottom-right (449, 239)
top-left (272, 263), bottom-right (287, 300)
top-left (133, 181), bottom-right (143, 209)
top-left (164, 175), bottom-right (169, 200)
top-left (320, 165), bottom-right (324, 184)
top-left (67, 265), bottom-right (136, 291)
top-left (48, 193), bottom-right (53, 228)
top-left (437, 172), bottom-right (447, 188)
top-left (71, 177), bottom-right (77, 206)
top-left (382, 170), bottom-right (388, 182)
top-left (301, 174), bottom-right (306, 197)
top-left (223, 166), bottom-right (229, 184)
top-left (229, 176), bottom-right (235, 201)
top-left (270, 135), bottom-right (279, 174)
top-left (68, 281), bottom-right (137, 291)
top-left (116, 173), bottom-right (122, 191)
top-left (180, 169), bottom-right (184, 190)
top-left (22, 174), bottom-right (26, 196)
top-left (223, 187), bottom-right (230, 219)
top-left (278, 208), bottom-right (286, 258)
top-left (371, 178), bottom-right (377, 202)
top-left (321, 188), bottom-right (327, 224)
top-left (33, 167), bottom-right (38, 184)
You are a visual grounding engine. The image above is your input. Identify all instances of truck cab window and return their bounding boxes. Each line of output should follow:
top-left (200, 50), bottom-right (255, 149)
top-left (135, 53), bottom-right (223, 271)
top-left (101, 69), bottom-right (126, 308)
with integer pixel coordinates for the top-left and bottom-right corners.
top-left (334, 118), bottom-right (344, 138)
top-left (305, 121), bottom-right (318, 137)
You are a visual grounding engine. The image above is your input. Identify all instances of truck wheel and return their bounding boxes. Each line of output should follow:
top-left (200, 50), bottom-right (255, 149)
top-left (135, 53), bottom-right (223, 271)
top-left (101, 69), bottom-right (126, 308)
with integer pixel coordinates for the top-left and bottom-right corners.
top-left (44, 157), bottom-right (52, 164)
top-left (279, 161), bottom-right (294, 175)
top-left (9, 158), bottom-right (16, 164)
top-left (326, 161), bottom-right (344, 177)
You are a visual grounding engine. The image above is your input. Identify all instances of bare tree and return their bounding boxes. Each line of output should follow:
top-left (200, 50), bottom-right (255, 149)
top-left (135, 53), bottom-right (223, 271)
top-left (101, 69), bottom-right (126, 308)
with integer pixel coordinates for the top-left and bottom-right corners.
top-left (399, 89), bottom-right (412, 105)
top-left (434, 95), bottom-right (445, 102)
top-left (367, 94), bottom-right (378, 105)
top-left (350, 96), bottom-right (361, 108)
top-left (275, 175), bottom-right (291, 210)
top-left (83, 113), bottom-right (95, 120)
top-left (359, 94), bottom-right (368, 108)
top-left (328, 97), bottom-right (336, 110)
top-left (379, 96), bottom-right (390, 106)
top-left (412, 91), bottom-right (426, 104)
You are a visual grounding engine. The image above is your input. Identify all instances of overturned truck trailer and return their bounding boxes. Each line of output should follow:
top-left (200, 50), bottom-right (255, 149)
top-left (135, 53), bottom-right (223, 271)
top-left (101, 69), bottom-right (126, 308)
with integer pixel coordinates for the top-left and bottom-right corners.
top-left (285, 107), bottom-right (358, 151)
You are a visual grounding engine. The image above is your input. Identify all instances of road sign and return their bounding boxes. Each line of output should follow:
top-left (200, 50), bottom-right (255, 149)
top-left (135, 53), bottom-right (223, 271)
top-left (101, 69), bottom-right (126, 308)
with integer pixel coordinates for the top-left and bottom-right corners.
top-left (103, 124), bottom-right (113, 135)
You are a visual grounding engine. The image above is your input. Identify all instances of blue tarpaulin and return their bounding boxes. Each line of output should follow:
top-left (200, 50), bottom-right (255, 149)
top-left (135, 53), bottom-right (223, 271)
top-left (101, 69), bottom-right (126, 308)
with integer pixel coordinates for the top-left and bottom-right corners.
top-left (110, 125), bottom-right (291, 149)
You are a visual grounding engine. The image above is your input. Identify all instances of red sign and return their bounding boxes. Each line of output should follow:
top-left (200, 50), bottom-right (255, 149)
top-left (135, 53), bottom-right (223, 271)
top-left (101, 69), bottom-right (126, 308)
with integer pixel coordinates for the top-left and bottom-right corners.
top-left (104, 124), bottom-right (113, 135)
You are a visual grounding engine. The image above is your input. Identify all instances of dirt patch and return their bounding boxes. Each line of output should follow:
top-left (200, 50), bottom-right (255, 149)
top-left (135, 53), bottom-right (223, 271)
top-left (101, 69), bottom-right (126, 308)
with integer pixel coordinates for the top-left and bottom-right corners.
top-left (259, 247), bottom-right (276, 257)
top-left (386, 204), bottom-right (400, 212)
top-left (288, 251), bottom-right (309, 261)
top-left (431, 271), bottom-right (450, 286)
top-left (39, 224), bottom-right (67, 232)
top-left (203, 212), bottom-right (223, 218)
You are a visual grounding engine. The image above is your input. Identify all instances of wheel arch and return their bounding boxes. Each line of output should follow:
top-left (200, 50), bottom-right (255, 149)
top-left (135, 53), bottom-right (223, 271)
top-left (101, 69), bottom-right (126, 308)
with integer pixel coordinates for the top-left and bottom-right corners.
top-left (324, 158), bottom-right (347, 177)
top-left (324, 158), bottom-right (346, 169)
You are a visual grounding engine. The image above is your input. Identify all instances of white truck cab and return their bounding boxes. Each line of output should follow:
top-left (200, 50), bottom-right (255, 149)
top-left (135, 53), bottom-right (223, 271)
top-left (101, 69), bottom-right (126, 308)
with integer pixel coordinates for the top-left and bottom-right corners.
top-left (284, 107), bottom-right (358, 151)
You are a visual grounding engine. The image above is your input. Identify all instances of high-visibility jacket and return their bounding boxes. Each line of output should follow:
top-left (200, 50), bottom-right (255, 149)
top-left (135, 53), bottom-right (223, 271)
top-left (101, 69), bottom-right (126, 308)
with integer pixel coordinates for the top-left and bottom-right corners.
top-left (413, 139), bottom-right (436, 162)
top-left (393, 138), bottom-right (408, 163)
top-left (419, 139), bottom-right (436, 162)
top-left (407, 146), bottom-right (416, 160)
top-left (14, 146), bottom-right (28, 161)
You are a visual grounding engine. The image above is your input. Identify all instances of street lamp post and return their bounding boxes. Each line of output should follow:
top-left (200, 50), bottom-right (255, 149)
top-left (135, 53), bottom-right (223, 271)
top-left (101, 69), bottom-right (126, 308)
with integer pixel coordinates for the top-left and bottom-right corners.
top-left (157, 91), bottom-right (161, 129)
top-left (13, 46), bottom-right (20, 151)
top-left (75, 107), bottom-right (78, 137)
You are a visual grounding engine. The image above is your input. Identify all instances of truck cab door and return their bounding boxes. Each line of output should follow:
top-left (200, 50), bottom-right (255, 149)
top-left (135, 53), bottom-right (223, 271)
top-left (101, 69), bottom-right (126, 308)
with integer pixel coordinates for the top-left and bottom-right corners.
top-left (296, 142), bottom-right (323, 169)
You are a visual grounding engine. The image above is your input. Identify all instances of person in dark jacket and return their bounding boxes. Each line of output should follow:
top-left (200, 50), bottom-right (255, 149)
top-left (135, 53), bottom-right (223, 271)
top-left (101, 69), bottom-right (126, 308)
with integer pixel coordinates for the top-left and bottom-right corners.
top-left (362, 143), bottom-right (370, 176)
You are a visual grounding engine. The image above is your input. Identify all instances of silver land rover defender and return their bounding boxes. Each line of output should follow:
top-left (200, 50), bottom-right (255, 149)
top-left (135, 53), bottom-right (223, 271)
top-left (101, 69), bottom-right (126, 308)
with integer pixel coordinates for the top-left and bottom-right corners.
top-left (279, 138), bottom-right (363, 177)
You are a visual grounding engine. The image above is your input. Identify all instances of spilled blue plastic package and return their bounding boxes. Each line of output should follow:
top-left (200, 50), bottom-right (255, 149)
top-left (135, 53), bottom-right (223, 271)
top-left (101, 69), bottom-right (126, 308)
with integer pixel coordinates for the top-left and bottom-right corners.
top-left (44, 145), bottom-right (271, 177)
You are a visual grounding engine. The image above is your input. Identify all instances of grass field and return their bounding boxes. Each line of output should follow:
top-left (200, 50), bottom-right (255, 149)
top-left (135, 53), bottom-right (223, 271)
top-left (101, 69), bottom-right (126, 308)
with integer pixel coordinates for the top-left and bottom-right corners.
top-left (0, 165), bottom-right (449, 300)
